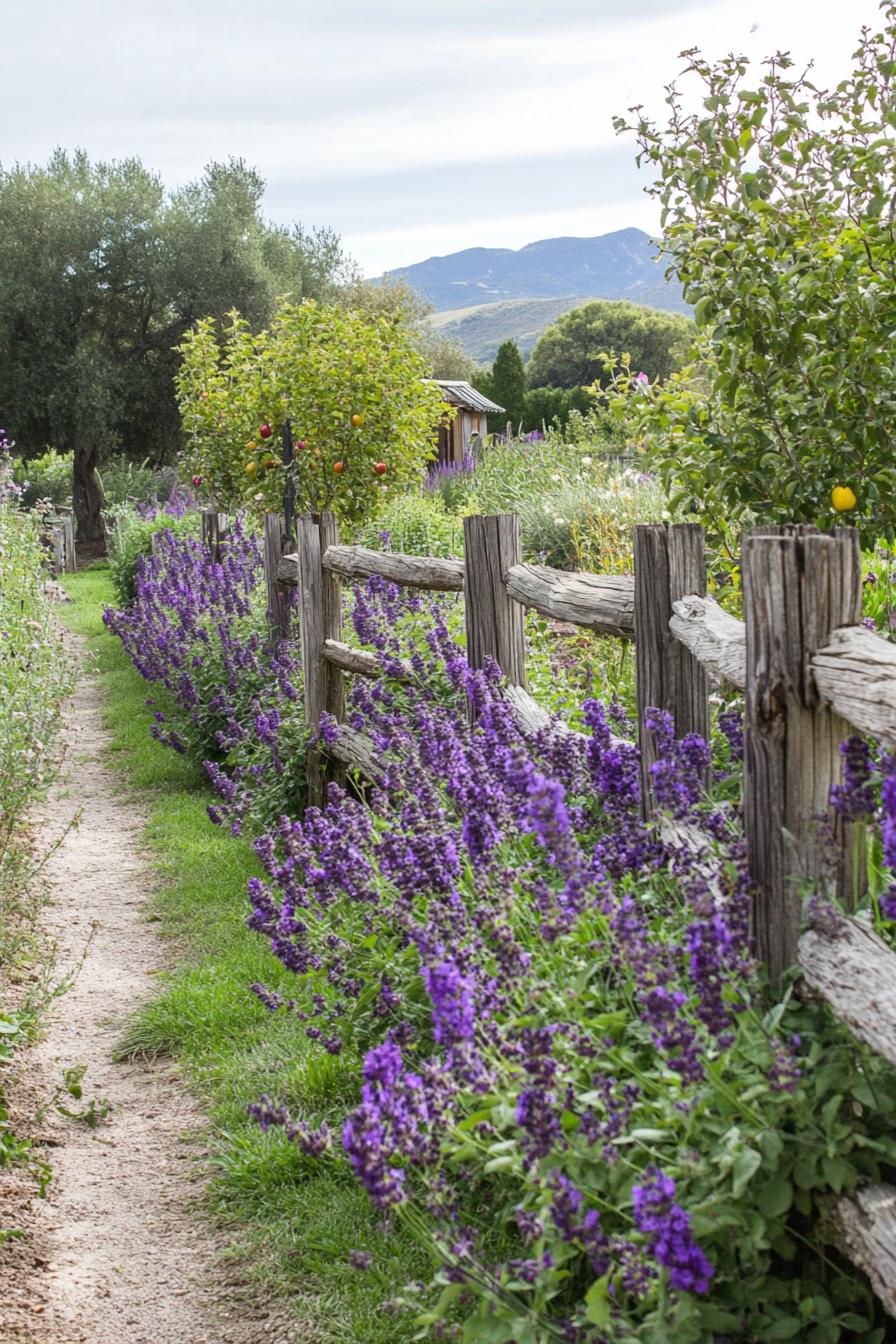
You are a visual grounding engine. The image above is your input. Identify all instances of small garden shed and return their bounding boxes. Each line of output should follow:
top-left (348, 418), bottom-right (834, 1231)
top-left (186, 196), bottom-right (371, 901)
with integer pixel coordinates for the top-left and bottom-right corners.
top-left (430, 380), bottom-right (504, 465)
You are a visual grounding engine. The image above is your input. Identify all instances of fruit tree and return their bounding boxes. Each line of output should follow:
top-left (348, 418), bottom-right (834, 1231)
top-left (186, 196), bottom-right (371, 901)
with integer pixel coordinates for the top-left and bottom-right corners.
top-left (176, 300), bottom-right (449, 527)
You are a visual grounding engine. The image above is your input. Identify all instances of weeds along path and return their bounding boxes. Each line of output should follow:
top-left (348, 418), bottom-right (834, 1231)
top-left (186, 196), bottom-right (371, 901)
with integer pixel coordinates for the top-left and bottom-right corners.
top-left (3, 631), bottom-right (297, 1344)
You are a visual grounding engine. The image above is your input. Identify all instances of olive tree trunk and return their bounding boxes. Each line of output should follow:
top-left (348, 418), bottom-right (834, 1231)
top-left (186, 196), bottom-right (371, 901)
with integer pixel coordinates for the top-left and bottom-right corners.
top-left (72, 443), bottom-right (106, 543)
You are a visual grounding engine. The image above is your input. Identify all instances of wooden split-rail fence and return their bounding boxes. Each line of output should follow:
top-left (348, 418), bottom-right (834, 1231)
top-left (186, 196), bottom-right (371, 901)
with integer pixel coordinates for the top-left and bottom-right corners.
top-left (198, 507), bottom-right (896, 1313)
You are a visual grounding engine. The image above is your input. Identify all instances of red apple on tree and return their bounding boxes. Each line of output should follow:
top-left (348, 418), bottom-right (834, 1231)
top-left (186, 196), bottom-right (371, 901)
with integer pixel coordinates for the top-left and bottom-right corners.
top-left (259, 422), bottom-right (273, 439)
top-left (374, 461), bottom-right (387, 476)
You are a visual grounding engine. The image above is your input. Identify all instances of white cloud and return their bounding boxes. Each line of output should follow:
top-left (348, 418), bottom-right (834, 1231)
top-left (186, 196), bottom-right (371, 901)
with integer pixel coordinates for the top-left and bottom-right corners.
top-left (0, 0), bottom-right (882, 273)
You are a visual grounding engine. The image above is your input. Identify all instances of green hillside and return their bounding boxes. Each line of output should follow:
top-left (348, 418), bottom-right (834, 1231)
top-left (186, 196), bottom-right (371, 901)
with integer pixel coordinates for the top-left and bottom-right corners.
top-left (424, 295), bottom-right (594, 364)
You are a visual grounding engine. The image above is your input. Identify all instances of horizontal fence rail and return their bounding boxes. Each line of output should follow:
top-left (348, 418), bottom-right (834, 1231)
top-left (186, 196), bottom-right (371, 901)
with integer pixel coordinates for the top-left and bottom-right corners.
top-left (222, 508), bottom-right (896, 1315)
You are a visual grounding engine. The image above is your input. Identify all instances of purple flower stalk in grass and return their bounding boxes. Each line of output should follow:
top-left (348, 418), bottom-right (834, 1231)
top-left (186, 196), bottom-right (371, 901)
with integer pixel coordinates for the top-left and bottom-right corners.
top-left (632, 1167), bottom-right (714, 1294)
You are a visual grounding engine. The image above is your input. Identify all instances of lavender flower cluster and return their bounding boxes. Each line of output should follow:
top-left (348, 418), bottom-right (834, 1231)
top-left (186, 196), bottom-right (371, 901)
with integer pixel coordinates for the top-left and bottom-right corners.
top-left (238, 574), bottom-right (773, 1336)
top-left (103, 519), bottom-right (308, 829)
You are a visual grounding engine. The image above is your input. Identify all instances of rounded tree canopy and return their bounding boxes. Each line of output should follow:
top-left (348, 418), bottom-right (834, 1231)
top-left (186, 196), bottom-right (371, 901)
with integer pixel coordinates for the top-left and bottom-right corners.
top-left (526, 299), bottom-right (693, 390)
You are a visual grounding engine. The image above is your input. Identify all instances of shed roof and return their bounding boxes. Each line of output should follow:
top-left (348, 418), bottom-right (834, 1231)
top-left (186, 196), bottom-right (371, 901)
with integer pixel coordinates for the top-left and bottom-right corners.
top-left (430, 380), bottom-right (505, 415)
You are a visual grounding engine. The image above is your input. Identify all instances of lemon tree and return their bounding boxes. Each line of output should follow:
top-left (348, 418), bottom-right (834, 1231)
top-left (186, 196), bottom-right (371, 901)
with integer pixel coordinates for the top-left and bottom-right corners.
top-left (612, 9), bottom-right (896, 543)
top-left (176, 300), bottom-right (449, 527)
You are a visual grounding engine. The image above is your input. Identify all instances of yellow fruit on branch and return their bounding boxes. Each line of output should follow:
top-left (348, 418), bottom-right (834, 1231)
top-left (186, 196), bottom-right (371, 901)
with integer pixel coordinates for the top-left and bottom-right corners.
top-left (350, 413), bottom-right (364, 428)
top-left (245, 461), bottom-right (258, 478)
top-left (831, 485), bottom-right (857, 512)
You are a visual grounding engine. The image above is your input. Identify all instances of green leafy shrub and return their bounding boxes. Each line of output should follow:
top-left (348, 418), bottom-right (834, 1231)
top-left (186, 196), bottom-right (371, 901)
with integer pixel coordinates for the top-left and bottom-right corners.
top-left (105, 500), bottom-right (199, 607)
top-left (12, 447), bottom-right (73, 508)
top-left (357, 492), bottom-right (463, 557)
top-left (97, 454), bottom-right (175, 506)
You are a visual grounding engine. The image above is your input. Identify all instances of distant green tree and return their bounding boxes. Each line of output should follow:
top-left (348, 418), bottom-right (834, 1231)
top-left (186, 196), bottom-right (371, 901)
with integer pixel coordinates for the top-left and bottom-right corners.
top-left (344, 276), bottom-right (480, 381)
top-left (0, 150), bottom-right (346, 539)
top-left (524, 385), bottom-right (594, 432)
top-left (527, 300), bottom-right (692, 390)
top-left (489, 339), bottom-right (527, 430)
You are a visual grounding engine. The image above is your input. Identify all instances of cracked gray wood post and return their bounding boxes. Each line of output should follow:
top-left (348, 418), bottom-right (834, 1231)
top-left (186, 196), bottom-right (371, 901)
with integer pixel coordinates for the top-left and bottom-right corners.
top-left (51, 526), bottom-right (64, 576)
top-left (634, 523), bottom-right (709, 817)
top-left (201, 510), bottom-right (228, 562)
top-left (463, 515), bottom-right (527, 718)
top-left (296, 513), bottom-right (344, 810)
top-left (742, 525), bottom-right (863, 988)
top-left (61, 511), bottom-right (76, 572)
top-left (319, 512), bottom-right (346, 794)
top-left (263, 513), bottom-right (292, 644)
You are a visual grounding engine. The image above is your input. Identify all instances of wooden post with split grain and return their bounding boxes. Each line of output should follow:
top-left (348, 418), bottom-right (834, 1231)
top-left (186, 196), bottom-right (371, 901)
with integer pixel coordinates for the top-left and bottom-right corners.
top-left (201, 510), bottom-right (228, 562)
top-left (319, 512), bottom-right (346, 791)
top-left (296, 513), bottom-right (345, 808)
top-left (634, 523), bottom-right (709, 815)
top-left (51, 526), bottom-right (64, 577)
top-left (463, 514), bottom-right (527, 709)
top-left (742, 525), bottom-right (863, 987)
top-left (263, 513), bottom-right (293, 643)
top-left (61, 511), bottom-right (76, 572)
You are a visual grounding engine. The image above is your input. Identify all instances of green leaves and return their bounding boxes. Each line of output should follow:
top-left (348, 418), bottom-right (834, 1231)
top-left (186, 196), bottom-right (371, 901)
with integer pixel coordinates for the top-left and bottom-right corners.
top-left (614, 11), bottom-right (896, 544)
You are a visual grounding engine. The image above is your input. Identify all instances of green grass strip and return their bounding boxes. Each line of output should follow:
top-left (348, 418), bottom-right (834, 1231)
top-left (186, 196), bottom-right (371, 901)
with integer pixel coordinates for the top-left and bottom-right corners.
top-left (59, 572), bottom-right (425, 1344)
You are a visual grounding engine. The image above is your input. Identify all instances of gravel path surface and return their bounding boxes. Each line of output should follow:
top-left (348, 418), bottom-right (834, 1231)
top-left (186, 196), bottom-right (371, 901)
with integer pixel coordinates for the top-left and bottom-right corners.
top-left (0, 632), bottom-right (304, 1344)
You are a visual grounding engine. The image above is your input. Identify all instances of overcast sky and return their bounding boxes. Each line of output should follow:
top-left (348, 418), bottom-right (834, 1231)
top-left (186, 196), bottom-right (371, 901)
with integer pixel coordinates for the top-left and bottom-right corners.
top-left (0, 0), bottom-right (881, 275)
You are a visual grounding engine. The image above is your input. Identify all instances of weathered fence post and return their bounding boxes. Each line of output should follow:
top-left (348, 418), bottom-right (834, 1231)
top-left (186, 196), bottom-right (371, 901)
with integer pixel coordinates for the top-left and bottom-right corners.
top-left (201, 509), bottom-right (227, 561)
top-left (51, 525), bottom-right (64, 577)
top-left (634, 523), bottom-right (709, 815)
top-left (319, 512), bottom-right (346, 792)
top-left (742, 525), bottom-right (863, 987)
top-left (150, 531), bottom-right (163, 558)
top-left (463, 514), bottom-right (527, 712)
top-left (296, 512), bottom-right (345, 809)
top-left (60, 510), bottom-right (76, 573)
top-left (263, 513), bottom-right (293, 643)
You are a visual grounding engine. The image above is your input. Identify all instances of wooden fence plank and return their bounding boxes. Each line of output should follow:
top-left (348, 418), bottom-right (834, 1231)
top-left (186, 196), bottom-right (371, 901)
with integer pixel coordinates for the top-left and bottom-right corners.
top-left (670, 594), bottom-right (747, 689)
top-left (798, 918), bottom-right (896, 1069)
top-left (504, 565), bottom-right (635, 637)
top-left (314, 545), bottom-right (463, 591)
top-left (323, 639), bottom-right (414, 683)
top-left (634, 524), bottom-right (710, 815)
top-left (463, 515), bottom-right (527, 692)
top-left (743, 527), bottom-right (863, 986)
top-left (825, 1185), bottom-right (896, 1317)
top-left (812, 626), bottom-right (896, 749)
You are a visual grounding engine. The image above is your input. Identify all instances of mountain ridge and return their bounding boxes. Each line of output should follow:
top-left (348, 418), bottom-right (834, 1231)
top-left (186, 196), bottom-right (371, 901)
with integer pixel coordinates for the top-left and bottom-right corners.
top-left (381, 227), bottom-right (687, 316)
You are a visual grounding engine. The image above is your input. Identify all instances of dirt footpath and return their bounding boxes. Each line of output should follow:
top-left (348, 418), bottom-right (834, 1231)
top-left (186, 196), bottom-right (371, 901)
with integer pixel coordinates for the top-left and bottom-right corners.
top-left (0, 633), bottom-right (305, 1344)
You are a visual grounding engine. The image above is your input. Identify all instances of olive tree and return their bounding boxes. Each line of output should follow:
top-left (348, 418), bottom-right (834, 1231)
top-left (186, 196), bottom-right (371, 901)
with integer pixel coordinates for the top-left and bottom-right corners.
top-left (613, 9), bottom-right (896, 540)
top-left (0, 151), bottom-right (345, 540)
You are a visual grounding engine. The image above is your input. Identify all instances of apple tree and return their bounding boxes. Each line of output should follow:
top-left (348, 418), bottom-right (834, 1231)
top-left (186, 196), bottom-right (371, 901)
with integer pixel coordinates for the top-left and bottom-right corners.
top-left (611, 8), bottom-right (896, 543)
top-left (176, 300), bottom-right (449, 527)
